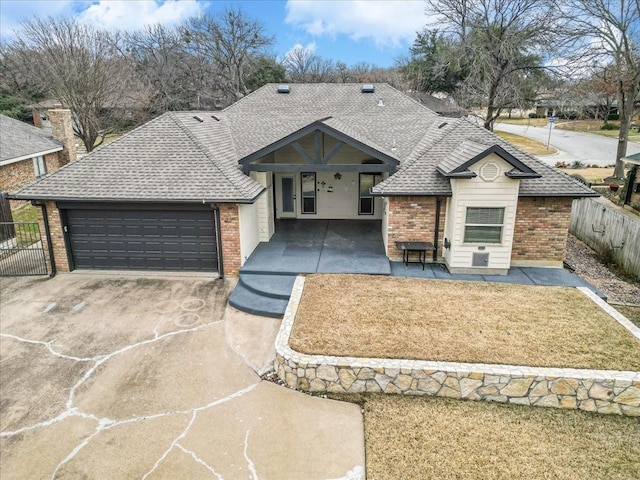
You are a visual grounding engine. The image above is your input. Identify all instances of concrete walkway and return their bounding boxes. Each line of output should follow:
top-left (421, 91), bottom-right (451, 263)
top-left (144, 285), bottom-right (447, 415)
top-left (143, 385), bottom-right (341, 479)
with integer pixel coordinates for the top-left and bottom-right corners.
top-left (0, 274), bottom-right (365, 479)
top-left (390, 262), bottom-right (606, 299)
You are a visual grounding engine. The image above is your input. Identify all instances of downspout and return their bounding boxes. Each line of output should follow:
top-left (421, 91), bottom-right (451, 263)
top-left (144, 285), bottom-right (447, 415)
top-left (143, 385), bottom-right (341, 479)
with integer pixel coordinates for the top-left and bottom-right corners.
top-left (213, 205), bottom-right (224, 279)
top-left (433, 197), bottom-right (441, 262)
top-left (36, 201), bottom-right (56, 277)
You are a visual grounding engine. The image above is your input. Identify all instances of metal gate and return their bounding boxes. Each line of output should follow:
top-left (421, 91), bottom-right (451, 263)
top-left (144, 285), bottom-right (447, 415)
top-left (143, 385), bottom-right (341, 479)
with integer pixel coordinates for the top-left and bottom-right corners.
top-left (0, 221), bottom-right (48, 276)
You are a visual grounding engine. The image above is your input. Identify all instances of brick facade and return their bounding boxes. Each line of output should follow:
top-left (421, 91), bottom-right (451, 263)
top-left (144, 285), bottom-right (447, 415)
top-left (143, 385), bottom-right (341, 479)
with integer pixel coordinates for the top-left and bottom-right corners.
top-left (218, 203), bottom-right (242, 276)
top-left (511, 197), bottom-right (573, 264)
top-left (0, 153), bottom-right (62, 209)
top-left (37, 201), bottom-right (70, 273)
top-left (386, 196), bottom-right (446, 262)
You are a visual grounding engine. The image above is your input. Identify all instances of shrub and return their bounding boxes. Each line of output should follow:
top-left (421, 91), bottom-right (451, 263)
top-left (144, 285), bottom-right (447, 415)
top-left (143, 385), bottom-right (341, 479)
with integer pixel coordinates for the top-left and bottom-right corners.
top-left (571, 160), bottom-right (586, 169)
top-left (597, 245), bottom-right (617, 267)
top-left (601, 123), bottom-right (619, 130)
top-left (528, 112), bottom-right (543, 118)
top-left (607, 113), bottom-right (620, 121)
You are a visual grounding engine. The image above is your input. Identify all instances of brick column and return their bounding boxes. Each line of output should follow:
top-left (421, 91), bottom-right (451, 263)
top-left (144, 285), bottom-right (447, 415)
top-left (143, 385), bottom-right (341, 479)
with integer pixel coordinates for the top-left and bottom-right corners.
top-left (37, 202), bottom-right (70, 273)
top-left (218, 203), bottom-right (241, 276)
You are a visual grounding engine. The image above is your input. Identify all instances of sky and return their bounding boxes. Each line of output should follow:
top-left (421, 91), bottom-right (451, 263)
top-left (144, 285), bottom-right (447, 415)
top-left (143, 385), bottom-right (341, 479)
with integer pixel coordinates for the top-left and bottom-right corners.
top-left (0, 0), bottom-right (430, 67)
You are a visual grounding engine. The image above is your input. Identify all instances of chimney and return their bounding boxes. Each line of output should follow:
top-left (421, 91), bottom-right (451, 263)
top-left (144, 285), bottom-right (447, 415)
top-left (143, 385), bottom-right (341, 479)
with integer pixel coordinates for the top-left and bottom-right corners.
top-left (32, 109), bottom-right (43, 128)
top-left (48, 109), bottom-right (77, 165)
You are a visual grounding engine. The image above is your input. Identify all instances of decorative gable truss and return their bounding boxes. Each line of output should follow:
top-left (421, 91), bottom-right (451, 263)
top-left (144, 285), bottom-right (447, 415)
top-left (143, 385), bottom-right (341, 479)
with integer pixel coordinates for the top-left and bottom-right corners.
top-left (238, 119), bottom-right (400, 175)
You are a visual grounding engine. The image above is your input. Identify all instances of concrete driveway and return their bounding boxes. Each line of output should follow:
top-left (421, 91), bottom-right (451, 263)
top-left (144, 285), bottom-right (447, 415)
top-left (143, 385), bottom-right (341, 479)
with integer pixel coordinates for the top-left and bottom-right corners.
top-left (0, 274), bottom-right (364, 479)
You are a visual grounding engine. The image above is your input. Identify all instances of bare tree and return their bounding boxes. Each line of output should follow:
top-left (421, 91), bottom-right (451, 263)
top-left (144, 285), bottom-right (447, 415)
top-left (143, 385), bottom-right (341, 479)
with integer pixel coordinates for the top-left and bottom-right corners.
top-left (558, 0), bottom-right (640, 178)
top-left (183, 8), bottom-right (274, 103)
top-left (120, 24), bottom-right (219, 111)
top-left (4, 17), bottom-right (134, 152)
top-left (283, 47), bottom-right (317, 82)
top-left (426, 0), bottom-right (556, 130)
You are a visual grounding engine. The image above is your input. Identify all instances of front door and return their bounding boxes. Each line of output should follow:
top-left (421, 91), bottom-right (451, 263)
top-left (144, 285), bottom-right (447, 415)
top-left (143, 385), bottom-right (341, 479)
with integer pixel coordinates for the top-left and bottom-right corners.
top-left (279, 175), bottom-right (296, 218)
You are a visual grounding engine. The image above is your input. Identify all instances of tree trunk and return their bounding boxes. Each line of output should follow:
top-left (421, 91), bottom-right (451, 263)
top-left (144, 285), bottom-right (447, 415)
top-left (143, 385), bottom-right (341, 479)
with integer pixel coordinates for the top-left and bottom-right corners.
top-left (614, 81), bottom-right (638, 178)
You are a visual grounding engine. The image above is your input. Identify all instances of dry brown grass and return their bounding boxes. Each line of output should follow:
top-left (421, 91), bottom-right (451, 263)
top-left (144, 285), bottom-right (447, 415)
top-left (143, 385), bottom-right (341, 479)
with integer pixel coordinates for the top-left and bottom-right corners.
top-left (493, 131), bottom-right (557, 155)
top-left (616, 305), bottom-right (640, 327)
top-left (363, 395), bottom-right (640, 480)
top-left (559, 167), bottom-right (615, 183)
top-left (291, 275), bottom-right (640, 371)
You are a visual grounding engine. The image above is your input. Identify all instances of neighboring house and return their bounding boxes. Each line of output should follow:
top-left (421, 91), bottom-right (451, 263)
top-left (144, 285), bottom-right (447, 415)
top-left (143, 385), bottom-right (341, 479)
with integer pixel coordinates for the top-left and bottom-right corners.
top-left (406, 92), bottom-right (468, 117)
top-left (11, 84), bottom-right (597, 276)
top-left (0, 110), bottom-right (77, 208)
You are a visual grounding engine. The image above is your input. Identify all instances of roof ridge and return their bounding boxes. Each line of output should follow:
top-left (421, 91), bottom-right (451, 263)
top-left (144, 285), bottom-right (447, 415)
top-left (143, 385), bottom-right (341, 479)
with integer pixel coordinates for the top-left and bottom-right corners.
top-left (168, 113), bottom-right (255, 199)
top-left (404, 118), bottom-right (461, 166)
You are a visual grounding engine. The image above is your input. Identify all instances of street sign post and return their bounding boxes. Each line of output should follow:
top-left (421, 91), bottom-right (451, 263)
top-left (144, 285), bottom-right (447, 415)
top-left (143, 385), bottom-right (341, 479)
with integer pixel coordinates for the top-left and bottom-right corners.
top-left (546, 116), bottom-right (558, 148)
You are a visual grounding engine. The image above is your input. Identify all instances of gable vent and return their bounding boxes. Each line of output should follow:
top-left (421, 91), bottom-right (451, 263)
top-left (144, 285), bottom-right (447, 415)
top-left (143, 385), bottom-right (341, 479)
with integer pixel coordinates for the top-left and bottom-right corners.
top-left (193, 115), bottom-right (203, 122)
top-left (277, 84), bottom-right (290, 94)
top-left (480, 162), bottom-right (500, 181)
top-left (361, 84), bottom-right (375, 93)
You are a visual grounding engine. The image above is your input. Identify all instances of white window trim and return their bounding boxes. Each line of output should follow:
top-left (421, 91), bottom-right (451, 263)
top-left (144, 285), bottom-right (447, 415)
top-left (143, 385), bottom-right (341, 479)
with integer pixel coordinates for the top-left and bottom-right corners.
top-left (463, 207), bottom-right (505, 244)
top-left (33, 155), bottom-right (47, 178)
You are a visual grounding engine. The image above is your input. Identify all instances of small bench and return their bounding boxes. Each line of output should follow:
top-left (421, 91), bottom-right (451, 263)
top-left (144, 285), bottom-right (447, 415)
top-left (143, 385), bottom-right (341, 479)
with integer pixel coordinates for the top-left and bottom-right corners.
top-left (395, 241), bottom-right (435, 270)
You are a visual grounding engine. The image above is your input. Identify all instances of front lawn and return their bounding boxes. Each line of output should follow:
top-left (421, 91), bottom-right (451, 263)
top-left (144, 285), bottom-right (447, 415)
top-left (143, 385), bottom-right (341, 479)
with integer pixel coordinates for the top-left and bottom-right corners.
top-left (362, 394), bottom-right (640, 480)
top-left (493, 131), bottom-right (557, 155)
top-left (290, 275), bottom-right (640, 371)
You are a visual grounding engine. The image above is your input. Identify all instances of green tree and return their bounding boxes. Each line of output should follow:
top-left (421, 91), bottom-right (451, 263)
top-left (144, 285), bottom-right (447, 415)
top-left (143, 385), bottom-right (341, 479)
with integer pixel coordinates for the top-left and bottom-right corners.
top-left (245, 56), bottom-right (287, 91)
top-left (399, 30), bottom-right (464, 94)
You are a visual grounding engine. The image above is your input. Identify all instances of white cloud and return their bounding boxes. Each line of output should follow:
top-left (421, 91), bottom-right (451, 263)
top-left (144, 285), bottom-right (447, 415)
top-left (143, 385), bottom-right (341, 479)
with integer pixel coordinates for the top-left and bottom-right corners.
top-left (285, 41), bottom-right (317, 57)
top-left (0, 0), bottom-right (206, 38)
top-left (284, 0), bottom-right (427, 48)
top-left (77, 0), bottom-right (205, 31)
top-left (0, 1), bottom-right (81, 38)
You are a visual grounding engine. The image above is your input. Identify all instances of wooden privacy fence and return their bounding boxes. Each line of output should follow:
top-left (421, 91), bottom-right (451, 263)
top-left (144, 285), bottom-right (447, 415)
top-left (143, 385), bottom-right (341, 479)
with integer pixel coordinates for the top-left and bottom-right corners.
top-left (569, 198), bottom-right (640, 278)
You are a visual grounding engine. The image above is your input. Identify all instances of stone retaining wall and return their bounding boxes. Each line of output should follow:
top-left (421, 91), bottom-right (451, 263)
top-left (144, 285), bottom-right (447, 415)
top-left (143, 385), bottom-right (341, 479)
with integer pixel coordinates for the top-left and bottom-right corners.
top-left (275, 277), bottom-right (640, 417)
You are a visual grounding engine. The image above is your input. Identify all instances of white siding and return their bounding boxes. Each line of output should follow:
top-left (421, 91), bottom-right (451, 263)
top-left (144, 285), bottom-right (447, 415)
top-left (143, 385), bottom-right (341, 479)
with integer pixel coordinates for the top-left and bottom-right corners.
top-left (274, 171), bottom-right (382, 220)
top-left (256, 132), bottom-right (387, 220)
top-left (445, 155), bottom-right (520, 272)
top-left (238, 202), bottom-right (261, 265)
top-left (381, 197), bottom-right (389, 251)
top-left (252, 172), bottom-right (274, 241)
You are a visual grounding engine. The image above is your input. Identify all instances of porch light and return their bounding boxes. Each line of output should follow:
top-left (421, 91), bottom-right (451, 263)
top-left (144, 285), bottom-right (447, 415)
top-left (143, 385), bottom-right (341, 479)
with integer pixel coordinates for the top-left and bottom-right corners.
top-left (334, 172), bottom-right (342, 180)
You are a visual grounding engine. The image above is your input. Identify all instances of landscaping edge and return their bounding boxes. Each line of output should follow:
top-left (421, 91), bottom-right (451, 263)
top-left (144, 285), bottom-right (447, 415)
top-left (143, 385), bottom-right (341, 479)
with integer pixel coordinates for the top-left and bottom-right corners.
top-left (274, 277), bottom-right (640, 417)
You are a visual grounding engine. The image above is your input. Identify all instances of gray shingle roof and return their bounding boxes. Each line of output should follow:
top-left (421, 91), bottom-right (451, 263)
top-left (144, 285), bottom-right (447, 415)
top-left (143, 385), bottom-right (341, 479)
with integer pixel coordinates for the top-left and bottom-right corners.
top-left (437, 140), bottom-right (492, 175)
top-left (13, 84), bottom-right (597, 202)
top-left (0, 114), bottom-right (62, 163)
top-left (13, 113), bottom-right (263, 203)
top-left (373, 118), bottom-right (597, 197)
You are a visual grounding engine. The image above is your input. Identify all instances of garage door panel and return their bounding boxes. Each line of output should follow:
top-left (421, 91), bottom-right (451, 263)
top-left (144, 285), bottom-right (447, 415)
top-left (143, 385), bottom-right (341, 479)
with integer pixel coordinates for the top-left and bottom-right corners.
top-left (65, 207), bottom-right (218, 272)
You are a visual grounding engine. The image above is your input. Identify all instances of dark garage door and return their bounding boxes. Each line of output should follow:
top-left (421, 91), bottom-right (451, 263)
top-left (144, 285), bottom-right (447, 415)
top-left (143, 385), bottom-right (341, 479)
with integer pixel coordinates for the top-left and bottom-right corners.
top-left (63, 206), bottom-right (218, 271)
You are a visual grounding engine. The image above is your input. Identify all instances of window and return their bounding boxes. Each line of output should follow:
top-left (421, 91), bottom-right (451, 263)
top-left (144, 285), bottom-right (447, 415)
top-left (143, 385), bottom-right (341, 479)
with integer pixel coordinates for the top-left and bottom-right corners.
top-left (464, 207), bottom-right (504, 243)
top-left (33, 155), bottom-right (46, 177)
top-left (359, 173), bottom-right (382, 215)
top-left (301, 173), bottom-right (316, 214)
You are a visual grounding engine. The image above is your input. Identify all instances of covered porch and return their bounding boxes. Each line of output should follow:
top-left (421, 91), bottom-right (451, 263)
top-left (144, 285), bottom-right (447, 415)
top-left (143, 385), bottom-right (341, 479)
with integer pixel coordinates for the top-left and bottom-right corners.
top-left (241, 219), bottom-right (391, 275)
